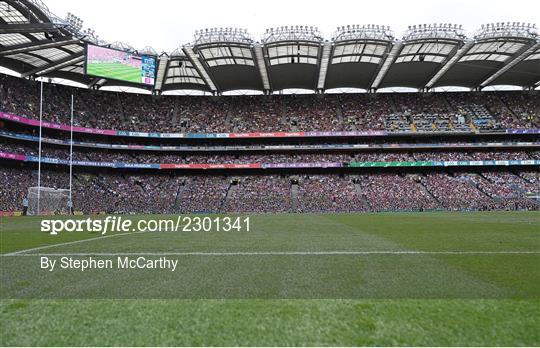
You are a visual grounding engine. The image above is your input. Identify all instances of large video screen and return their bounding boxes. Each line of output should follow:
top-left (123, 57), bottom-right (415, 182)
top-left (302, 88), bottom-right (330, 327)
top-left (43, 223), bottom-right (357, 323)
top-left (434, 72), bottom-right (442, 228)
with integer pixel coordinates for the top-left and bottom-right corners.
top-left (85, 44), bottom-right (156, 86)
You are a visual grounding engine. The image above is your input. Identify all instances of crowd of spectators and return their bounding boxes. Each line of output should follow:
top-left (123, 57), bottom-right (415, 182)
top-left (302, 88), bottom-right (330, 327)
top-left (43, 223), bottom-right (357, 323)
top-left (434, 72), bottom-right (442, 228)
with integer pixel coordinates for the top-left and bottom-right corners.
top-left (420, 172), bottom-right (537, 211)
top-left (359, 174), bottom-right (440, 211)
top-left (222, 176), bottom-right (292, 213)
top-left (520, 171), bottom-right (540, 188)
top-left (230, 96), bottom-right (284, 132)
top-left (177, 176), bottom-right (229, 213)
top-left (499, 92), bottom-right (540, 128)
top-left (296, 175), bottom-right (368, 212)
top-left (340, 93), bottom-right (393, 131)
top-left (2, 74), bottom-right (538, 134)
top-left (1, 74), bottom-right (537, 215)
top-left (1, 166), bottom-right (537, 214)
top-left (284, 95), bottom-right (341, 131)
top-left (2, 138), bottom-right (537, 165)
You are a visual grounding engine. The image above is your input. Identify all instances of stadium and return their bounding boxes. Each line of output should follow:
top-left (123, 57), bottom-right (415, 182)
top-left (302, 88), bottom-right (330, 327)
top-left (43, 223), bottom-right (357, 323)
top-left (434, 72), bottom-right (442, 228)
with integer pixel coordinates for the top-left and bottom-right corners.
top-left (0, 0), bottom-right (539, 346)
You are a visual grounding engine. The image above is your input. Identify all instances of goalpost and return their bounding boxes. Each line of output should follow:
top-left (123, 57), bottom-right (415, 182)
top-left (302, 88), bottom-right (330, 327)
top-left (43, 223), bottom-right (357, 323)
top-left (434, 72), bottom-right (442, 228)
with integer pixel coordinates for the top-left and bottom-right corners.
top-left (27, 187), bottom-right (70, 215)
top-left (31, 81), bottom-right (75, 216)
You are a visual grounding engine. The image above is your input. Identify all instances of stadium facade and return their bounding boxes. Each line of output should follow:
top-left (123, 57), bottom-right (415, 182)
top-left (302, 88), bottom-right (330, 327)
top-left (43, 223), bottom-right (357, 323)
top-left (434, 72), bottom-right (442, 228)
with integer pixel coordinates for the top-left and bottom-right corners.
top-left (0, 0), bottom-right (538, 93)
top-left (0, 0), bottom-right (538, 215)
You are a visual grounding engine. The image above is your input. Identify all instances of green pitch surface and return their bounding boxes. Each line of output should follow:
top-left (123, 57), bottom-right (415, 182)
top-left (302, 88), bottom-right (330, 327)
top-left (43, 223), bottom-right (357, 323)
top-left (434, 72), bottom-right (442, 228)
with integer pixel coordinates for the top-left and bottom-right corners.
top-left (1, 212), bottom-right (539, 346)
top-left (87, 62), bottom-right (141, 84)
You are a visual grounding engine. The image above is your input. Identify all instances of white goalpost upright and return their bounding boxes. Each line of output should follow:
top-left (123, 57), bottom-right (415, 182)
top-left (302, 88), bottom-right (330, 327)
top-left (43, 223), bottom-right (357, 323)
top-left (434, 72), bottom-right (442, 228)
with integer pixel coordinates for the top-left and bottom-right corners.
top-left (36, 80), bottom-right (43, 215)
top-left (68, 93), bottom-right (74, 213)
top-left (28, 83), bottom-right (75, 216)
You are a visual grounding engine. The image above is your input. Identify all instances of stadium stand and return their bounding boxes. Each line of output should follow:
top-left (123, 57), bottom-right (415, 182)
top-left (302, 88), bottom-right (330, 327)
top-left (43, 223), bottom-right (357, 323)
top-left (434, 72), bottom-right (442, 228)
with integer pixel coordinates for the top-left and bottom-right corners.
top-left (0, 11), bottom-right (538, 216)
top-left (2, 75), bottom-right (539, 134)
top-left (1, 166), bottom-right (537, 214)
top-left (1, 137), bottom-right (538, 165)
top-left (1, 73), bottom-right (539, 215)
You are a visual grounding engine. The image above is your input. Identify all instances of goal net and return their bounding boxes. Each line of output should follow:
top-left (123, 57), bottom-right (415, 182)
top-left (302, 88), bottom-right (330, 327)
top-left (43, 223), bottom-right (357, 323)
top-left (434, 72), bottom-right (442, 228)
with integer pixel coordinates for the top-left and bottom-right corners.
top-left (27, 187), bottom-right (70, 215)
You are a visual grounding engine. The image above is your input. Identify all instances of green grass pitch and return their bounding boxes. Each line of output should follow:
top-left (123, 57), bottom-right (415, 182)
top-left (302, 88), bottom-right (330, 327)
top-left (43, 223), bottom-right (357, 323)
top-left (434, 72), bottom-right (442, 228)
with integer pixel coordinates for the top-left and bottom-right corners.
top-left (1, 211), bottom-right (539, 346)
top-left (86, 62), bottom-right (142, 84)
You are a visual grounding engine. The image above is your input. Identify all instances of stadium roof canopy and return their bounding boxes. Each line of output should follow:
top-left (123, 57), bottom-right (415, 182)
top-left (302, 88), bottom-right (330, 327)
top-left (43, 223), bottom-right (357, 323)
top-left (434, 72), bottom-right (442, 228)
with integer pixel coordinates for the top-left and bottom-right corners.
top-left (0, 0), bottom-right (538, 94)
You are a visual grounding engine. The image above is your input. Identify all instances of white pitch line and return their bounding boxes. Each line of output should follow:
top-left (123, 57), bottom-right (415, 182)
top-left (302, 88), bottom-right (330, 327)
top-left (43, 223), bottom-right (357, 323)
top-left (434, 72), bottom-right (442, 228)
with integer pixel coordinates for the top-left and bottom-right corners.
top-left (4, 230), bottom-right (153, 256)
top-left (2, 251), bottom-right (540, 257)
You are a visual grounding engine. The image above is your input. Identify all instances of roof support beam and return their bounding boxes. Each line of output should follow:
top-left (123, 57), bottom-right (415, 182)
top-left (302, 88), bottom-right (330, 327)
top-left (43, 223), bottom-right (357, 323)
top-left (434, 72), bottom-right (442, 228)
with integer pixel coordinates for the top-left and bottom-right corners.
top-left (253, 44), bottom-right (271, 91)
top-left (370, 42), bottom-right (402, 90)
top-left (153, 55), bottom-right (169, 92)
top-left (316, 42), bottom-right (332, 90)
top-left (182, 46), bottom-right (217, 93)
top-left (479, 42), bottom-right (540, 88)
top-left (36, 56), bottom-right (85, 77)
top-left (22, 54), bottom-right (84, 78)
top-left (425, 41), bottom-right (474, 89)
top-left (86, 77), bottom-right (107, 89)
top-left (0, 39), bottom-right (80, 56)
top-left (0, 23), bottom-right (59, 34)
top-left (4, 0), bottom-right (52, 23)
top-left (420, 44), bottom-right (460, 88)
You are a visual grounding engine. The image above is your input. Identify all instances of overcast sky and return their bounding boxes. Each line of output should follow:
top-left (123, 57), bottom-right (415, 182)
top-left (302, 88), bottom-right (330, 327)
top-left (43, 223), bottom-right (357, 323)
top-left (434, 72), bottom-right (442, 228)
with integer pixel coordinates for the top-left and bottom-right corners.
top-left (42, 0), bottom-right (540, 52)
